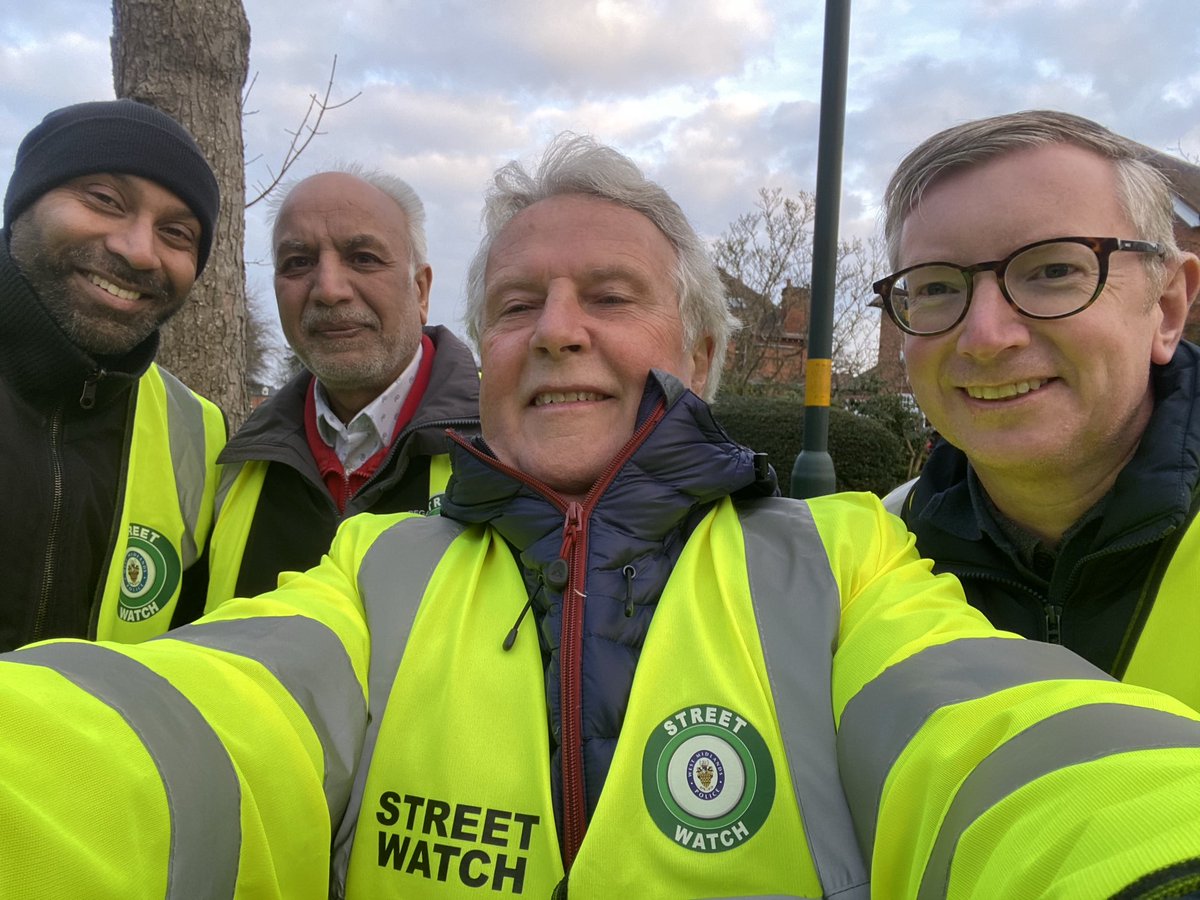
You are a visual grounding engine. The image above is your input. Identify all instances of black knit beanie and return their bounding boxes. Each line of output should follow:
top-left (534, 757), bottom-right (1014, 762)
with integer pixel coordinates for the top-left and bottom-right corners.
top-left (3, 99), bottom-right (220, 275)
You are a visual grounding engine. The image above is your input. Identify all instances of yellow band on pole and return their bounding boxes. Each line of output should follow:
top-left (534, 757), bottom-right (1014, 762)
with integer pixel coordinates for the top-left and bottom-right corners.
top-left (805, 358), bottom-right (832, 407)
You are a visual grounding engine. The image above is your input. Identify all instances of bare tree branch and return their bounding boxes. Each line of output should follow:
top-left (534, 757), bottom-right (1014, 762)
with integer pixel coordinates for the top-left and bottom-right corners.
top-left (245, 55), bottom-right (362, 208)
top-left (713, 188), bottom-right (884, 396)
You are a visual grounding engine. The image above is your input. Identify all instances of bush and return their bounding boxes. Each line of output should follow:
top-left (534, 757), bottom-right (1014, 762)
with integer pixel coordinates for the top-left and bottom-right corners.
top-left (711, 394), bottom-right (908, 497)
top-left (841, 374), bottom-right (932, 479)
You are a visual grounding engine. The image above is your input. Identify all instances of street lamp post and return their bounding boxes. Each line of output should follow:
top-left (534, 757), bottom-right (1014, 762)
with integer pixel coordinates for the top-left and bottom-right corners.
top-left (791, 0), bottom-right (852, 498)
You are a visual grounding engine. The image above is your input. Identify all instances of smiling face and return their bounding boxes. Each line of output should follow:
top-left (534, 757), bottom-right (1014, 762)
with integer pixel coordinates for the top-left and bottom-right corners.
top-left (8, 173), bottom-right (200, 356)
top-left (478, 194), bottom-right (713, 499)
top-left (899, 142), bottom-right (1190, 493)
top-left (273, 172), bottom-right (430, 421)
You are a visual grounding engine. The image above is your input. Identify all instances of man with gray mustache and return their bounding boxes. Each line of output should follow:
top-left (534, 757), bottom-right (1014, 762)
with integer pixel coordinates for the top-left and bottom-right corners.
top-left (0, 98), bottom-right (226, 650)
top-left (201, 166), bottom-right (480, 610)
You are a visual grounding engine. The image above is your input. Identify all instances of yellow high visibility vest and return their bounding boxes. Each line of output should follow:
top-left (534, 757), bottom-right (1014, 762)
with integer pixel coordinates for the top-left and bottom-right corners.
top-left (1122, 510), bottom-right (1200, 709)
top-left (8, 494), bottom-right (1200, 898)
top-left (94, 364), bottom-right (224, 642)
top-left (205, 452), bottom-right (453, 611)
top-left (340, 500), bottom-right (861, 898)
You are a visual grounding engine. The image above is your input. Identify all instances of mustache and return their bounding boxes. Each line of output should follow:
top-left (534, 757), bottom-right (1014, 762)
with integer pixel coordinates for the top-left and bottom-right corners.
top-left (301, 308), bottom-right (379, 332)
top-left (65, 245), bottom-right (170, 300)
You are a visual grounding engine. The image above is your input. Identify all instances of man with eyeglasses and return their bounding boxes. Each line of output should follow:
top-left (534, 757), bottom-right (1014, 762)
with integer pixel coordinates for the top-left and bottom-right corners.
top-left (879, 109), bottom-right (1200, 709)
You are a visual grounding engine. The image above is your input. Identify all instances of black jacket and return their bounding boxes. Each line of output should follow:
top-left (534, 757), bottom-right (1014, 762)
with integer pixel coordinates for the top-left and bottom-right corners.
top-left (901, 340), bottom-right (1200, 675)
top-left (207, 325), bottom-right (481, 604)
top-left (0, 240), bottom-right (213, 649)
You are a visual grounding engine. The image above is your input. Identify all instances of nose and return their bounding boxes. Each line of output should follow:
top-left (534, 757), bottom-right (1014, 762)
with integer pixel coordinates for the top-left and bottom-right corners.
top-left (954, 273), bottom-right (1030, 360)
top-left (531, 283), bottom-right (590, 357)
top-left (104, 215), bottom-right (162, 272)
top-left (309, 255), bottom-right (352, 306)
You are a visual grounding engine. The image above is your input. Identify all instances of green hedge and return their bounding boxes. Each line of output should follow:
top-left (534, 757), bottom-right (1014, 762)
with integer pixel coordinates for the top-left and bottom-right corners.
top-left (711, 394), bottom-right (907, 497)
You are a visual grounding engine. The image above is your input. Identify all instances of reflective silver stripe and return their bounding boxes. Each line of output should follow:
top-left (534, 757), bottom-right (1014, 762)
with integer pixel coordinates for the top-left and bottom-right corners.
top-left (156, 366), bottom-right (211, 567)
top-left (329, 514), bottom-right (467, 897)
top-left (212, 460), bottom-right (244, 524)
top-left (837, 638), bottom-right (1105, 857)
top-left (166, 615), bottom-right (366, 823)
top-left (881, 477), bottom-right (916, 517)
top-left (10, 641), bottom-right (240, 899)
top-left (739, 498), bottom-right (870, 900)
top-left (917, 702), bottom-right (1200, 899)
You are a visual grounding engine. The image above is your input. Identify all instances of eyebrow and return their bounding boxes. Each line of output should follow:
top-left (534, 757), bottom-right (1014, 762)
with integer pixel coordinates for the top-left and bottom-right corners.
top-left (485, 274), bottom-right (542, 299)
top-left (579, 266), bottom-right (655, 292)
top-left (486, 266), bottom-right (656, 298)
top-left (274, 234), bottom-right (389, 255)
top-left (338, 234), bottom-right (389, 253)
top-left (93, 173), bottom-right (199, 223)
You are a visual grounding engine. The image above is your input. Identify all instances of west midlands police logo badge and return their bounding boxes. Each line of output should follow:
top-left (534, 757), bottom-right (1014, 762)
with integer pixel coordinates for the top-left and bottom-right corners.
top-left (642, 705), bottom-right (775, 852)
top-left (119, 524), bottom-right (181, 622)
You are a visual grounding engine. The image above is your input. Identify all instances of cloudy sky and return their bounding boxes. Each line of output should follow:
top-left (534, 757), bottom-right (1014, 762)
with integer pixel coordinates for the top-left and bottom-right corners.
top-left (3, 0), bottom-right (1199, 354)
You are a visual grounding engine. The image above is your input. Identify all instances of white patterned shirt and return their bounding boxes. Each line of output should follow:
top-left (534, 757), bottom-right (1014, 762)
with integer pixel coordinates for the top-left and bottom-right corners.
top-left (312, 343), bottom-right (424, 473)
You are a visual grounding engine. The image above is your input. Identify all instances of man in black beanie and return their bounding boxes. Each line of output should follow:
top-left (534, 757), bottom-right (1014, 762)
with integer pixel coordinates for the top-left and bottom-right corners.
top-left (0, 98), bottom-right (227, 651)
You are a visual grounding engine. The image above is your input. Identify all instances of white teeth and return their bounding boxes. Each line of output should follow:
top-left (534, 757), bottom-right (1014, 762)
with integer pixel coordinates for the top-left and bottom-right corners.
top-left (89, 274), bottom-right (140, 301)
top-left (966, 379), bottom-right (1046, 400)
top-left (533, 391), bottom-right (603, 406)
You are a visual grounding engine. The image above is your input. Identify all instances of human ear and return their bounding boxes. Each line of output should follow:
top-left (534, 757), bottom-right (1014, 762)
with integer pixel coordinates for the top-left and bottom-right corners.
top-left (688, 335), bottom-right (716, 397)
top-left (1151, 252), bottom-right (1200, 365)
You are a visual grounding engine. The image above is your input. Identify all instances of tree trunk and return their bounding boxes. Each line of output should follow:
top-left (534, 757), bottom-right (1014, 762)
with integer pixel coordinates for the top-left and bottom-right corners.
top-left (111, 0), bottom-right (252, 429)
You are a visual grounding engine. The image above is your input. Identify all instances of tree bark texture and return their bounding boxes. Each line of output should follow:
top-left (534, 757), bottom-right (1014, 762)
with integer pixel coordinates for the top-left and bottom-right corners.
top-left (112, 0), bottom-right (252, 429)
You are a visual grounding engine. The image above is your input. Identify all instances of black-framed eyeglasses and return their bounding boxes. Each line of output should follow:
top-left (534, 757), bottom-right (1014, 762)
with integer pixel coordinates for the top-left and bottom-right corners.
top-left (873, 236), bottom-right (1165, 337)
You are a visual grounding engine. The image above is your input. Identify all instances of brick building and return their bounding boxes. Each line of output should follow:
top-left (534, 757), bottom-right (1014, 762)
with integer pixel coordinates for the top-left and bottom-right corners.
top-left (1144, 148), bottom-right (1200, 344)
top-left (719, 270), bottom-right (812, 388)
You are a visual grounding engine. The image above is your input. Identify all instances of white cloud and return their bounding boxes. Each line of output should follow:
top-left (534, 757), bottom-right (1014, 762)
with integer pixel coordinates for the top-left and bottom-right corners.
top-left (2, 0), bottom-right (1198, 342)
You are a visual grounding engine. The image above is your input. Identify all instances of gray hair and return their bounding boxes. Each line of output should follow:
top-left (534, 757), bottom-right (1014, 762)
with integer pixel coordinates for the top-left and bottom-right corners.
top-left (269, 162), bottom-right (429, 271)
top-left (464, 132), bottom-right (736, 400)
top-left (882, 110), bottom-right (1179, 291)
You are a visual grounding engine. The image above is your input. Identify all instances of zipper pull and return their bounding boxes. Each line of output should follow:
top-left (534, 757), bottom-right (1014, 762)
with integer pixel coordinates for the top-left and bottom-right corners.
top-left (1044, 603), bottom-right (1063, 644)
top-left (559, 500), bottom-right (583, 560)
top-left (622, 565), bottom-right (636, 617)
top-left (79, 369), bottom-right (105, 409)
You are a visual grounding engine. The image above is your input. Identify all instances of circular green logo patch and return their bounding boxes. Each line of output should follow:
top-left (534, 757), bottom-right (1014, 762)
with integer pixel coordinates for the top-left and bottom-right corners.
top-left (642, 705), bottom-right (775, 852)
top-left (119, 524), bottom-right (181, 622)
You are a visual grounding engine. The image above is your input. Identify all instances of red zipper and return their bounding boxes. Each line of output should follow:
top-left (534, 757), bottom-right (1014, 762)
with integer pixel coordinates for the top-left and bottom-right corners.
top-left (558, 499), bottom-right (588, 864)
top-left (448, 401), bottom-right (668, 868)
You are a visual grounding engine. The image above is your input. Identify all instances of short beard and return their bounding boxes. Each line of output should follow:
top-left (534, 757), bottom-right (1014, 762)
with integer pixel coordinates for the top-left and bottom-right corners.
top-left (9, 222), bottom-right (180, 357)
top-left (293, 308), bottom-right (422, 412)
top-left (297, 337), bottom-right (413, 397)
